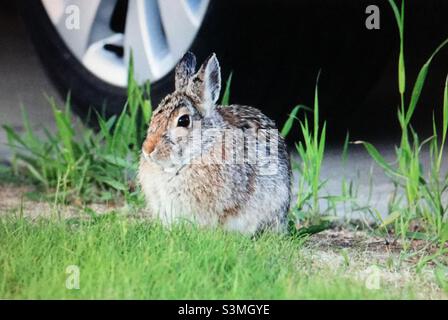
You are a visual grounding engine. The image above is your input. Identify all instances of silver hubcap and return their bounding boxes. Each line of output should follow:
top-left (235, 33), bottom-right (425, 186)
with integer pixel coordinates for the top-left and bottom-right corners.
top-left (41, 0), bottom-right (210, 87)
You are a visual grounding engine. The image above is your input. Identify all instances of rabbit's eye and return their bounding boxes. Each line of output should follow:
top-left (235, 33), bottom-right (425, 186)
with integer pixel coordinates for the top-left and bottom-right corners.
top-left (177, 114), bottom-right (190, 128)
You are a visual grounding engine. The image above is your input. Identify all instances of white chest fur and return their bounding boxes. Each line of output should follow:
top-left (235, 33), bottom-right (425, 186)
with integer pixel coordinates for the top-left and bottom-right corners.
top-left (138, 158), bottom-right (220, 227)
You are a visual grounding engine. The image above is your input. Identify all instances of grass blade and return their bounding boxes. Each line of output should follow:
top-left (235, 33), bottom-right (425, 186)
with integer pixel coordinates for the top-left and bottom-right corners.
top-left (281, 105), bottom-right (307, 138)
top-left (221, 72), bottom-right (233, 106)
top-left (438, 75), bottom-right (448, 168)
top-left (358, 141), bottom-right (397, 175)
top-left (405, 38), bottom-right (448, 125)
top-left (388, 0), bottom-right (403, 35)
top-left (405, 62), bottom-right (428, 125)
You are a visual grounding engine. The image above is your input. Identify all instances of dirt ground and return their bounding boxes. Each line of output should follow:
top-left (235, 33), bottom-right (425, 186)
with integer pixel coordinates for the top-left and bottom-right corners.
top-left (305, 229), bottom-right (448, 299)
top-left (0, 183), bottom-right (117, 218)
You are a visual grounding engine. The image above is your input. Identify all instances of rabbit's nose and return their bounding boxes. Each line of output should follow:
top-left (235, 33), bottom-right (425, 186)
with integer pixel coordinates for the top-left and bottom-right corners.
top-left (143, 134), bottom-right (158, 155)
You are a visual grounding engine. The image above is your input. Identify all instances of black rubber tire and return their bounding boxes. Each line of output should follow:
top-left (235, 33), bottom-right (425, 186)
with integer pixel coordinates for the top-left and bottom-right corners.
top-left (19, 0), bottom-right (448, 141)
top-left (18, 1), bottom-right (388, 138)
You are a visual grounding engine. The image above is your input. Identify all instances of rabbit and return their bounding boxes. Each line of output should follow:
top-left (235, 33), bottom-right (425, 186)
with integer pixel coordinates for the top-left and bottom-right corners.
top-left (138, 52), bottom-right (291, 235)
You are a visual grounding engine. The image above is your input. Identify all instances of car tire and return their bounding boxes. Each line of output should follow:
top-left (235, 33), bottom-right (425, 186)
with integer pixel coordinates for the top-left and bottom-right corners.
top-left (17, 0), bottom-right (219, 121)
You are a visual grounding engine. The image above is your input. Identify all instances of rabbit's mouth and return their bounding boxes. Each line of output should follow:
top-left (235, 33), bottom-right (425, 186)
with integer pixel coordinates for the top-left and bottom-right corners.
top-left (142, 148), bottom-right (184, 173)
top-left (156, 161), bottom-right (183, 174)
top-left (142, 149), bottom-right (151, 162)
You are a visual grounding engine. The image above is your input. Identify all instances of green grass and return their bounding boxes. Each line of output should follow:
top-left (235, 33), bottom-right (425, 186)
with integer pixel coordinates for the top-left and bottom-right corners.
top-left (2, 56), bottom-right (151, 206)
top-left (293, 75), bottom-right (327, 223)
top-left (0, 214), bottom-right (429, 299)
top-left (282, 76), bottom-right (335, 234)
top-left (0, 164), bottom-right (24, 185)
top-left (360, 0), bottom-right (448, 248)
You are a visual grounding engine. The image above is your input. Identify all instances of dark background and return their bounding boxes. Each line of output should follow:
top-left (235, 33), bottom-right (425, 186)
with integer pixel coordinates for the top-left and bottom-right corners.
top-left (5, 0), bottom-right (448, 145)
top-left (192, 0), bottom-right (448, 143)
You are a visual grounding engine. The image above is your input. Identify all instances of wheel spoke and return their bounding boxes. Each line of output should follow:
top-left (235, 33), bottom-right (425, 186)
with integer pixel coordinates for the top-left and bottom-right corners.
top-left (157, 0), bottom-right (200, 58)
top-left (124, 0), bottom-right (174, 82)
top-left (45, 0), bottom-right (103, 59)
top-left (43, 0), bottom-right (210, 86)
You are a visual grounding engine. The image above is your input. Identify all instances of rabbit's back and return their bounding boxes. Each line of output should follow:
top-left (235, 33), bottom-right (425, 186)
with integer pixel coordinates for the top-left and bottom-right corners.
top-left (217, 105), bottom-right (277, 130)
top-left (215, 105), bottom-right (292, 233)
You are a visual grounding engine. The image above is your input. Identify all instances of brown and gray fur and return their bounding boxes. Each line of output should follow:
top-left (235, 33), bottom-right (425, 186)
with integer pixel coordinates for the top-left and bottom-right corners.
top-left (138, 52), bottom-right (291, 235)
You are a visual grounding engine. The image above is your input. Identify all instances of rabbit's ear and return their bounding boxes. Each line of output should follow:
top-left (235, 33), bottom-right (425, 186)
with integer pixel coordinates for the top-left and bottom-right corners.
top-left (190, 53), bottom-right (221, 114)
top-left (175, 51), bottom-right (197, 90)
